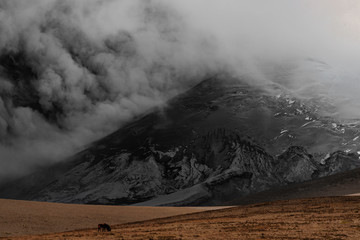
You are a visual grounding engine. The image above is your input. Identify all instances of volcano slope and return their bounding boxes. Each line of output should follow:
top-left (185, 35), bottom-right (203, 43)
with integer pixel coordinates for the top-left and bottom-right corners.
top-left (1, 76), bottom-right (360, 205)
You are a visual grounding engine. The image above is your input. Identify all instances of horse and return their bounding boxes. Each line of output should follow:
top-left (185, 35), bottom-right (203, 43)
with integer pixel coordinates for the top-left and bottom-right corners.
top-left (98, 223), bottom-right (111, 232)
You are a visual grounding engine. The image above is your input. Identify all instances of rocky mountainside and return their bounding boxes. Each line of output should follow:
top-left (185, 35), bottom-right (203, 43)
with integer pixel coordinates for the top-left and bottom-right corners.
top-left (1, 75), bottom-right (360, 205)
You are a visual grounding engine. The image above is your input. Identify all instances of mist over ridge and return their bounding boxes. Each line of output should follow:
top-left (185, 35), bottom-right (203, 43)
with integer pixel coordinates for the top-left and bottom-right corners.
top-left (1, 0), bottom-right (360, 179)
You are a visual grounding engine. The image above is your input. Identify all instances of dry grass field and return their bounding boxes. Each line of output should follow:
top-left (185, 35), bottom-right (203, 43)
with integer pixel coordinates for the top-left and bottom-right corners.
top-left (3, 196), bottom-right (360, 240)
top-left (0, 199), bottom-right (223, 238)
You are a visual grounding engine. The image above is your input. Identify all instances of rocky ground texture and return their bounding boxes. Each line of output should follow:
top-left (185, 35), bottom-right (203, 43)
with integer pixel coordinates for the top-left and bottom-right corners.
top-left (2, 76), bottom-right (360, 205)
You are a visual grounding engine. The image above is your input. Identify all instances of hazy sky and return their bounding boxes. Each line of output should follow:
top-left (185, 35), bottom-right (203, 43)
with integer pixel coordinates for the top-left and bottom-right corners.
top-left (1, 0), bottom-right (360, 179)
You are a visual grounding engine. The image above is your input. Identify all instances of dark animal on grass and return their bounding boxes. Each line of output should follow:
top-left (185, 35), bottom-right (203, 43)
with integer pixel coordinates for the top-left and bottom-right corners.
top-left (98, 223), bottom-right (111, 232)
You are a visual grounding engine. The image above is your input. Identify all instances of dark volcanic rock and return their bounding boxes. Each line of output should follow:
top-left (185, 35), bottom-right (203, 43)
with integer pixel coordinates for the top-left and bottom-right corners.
top-left (275, 146), bottom-right (318, 183)
top-left (1, 76), bottom-right (360, 205)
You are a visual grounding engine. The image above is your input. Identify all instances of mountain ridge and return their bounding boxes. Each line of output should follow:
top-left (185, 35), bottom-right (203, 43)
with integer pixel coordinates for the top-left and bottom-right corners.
top-left (1, 75), bottom-right (360, 205)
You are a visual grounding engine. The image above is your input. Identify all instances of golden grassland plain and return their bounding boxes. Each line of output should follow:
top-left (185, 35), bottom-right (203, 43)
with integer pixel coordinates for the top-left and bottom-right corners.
top-left (0, 198), bottom-right (224, 238)
top-left (2, 196), bottom-right (360, 240)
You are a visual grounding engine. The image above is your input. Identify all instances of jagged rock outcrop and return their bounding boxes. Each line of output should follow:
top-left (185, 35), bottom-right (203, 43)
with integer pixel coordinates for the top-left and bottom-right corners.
top-left (1, 76), bottom-right (360, 205)
top-left (274, 146), bottom-right (318, 183)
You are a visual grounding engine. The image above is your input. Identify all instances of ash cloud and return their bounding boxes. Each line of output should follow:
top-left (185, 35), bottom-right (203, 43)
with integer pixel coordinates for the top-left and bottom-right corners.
top-left (0, 0), bottom-right (220, 179)
top-left (175, 0), bottom-right (360, 116)
top-left (1, 0), bottom-right (360, 179)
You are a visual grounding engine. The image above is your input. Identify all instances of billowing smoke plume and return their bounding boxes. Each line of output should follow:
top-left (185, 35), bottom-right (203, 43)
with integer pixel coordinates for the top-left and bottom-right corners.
top-left (1, 0), bottom-right (360, 179)
top-left (0, 0), bottom-right (222, 179)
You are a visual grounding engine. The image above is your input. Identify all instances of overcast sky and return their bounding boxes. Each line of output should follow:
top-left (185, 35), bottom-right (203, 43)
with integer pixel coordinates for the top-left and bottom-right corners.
top-left (1, 0), bottom-right (360, 180)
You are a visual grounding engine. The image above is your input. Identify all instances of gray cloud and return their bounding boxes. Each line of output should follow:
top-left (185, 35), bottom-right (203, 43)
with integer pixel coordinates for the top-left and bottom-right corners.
top-left (174, 0), bottom-right (360, 115)
top-left (0, 0), bottom-right (221, 179)
top-left (1, 0), bottom-right (360, 179)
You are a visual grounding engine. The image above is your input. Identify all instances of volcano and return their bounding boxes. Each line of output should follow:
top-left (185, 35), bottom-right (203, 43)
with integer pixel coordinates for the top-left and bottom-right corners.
top-left (1, 75), bottom-right (360, 205)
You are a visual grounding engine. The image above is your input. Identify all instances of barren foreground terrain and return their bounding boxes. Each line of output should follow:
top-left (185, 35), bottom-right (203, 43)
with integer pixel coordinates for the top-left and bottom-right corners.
top-left (0, 199), bottom-right (222, 238)
top-left (3, 196), bottom-right (360, 240)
